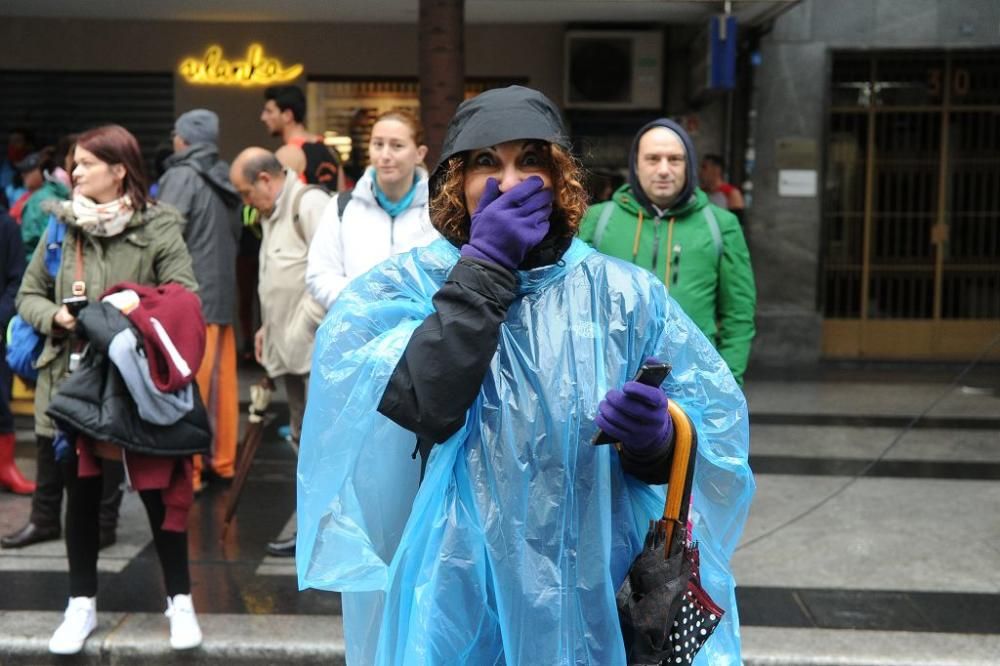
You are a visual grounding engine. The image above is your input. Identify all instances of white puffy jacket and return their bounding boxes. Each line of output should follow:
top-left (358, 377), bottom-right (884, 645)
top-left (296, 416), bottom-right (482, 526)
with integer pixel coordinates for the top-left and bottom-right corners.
top-left (306, 167), bottom-right (440, 309)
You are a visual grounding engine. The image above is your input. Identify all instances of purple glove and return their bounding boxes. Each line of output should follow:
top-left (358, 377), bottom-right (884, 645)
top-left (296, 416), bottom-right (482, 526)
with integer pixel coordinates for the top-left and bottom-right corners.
top-left (596, 380), bottom-right (673, 456)
top-left (461, 176), bottom-right (553, 270)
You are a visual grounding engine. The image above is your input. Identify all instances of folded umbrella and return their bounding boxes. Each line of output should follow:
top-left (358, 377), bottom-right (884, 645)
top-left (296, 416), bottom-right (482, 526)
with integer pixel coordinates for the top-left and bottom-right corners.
top-left (221, 377), bottom-right (274, 541)
top-left (616, 401), bottom-right (724, 665)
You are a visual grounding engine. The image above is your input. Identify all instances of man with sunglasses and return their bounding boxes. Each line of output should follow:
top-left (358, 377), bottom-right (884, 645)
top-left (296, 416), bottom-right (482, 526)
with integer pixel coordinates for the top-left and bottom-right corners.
top-left (580, 119), bottom-right (756, 385)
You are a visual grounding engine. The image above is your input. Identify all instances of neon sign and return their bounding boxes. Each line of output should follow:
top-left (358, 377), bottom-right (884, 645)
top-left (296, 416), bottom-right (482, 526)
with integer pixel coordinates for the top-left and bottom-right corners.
top-left (179, 43), bottom-right (303, 87)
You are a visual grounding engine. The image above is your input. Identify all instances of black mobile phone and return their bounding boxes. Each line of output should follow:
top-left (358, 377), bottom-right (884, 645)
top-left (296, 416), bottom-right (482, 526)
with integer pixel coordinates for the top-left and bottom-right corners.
top-left (62, 295), bottom-right (88, 317)
top-left (592, 362), bottom-right (672, 445)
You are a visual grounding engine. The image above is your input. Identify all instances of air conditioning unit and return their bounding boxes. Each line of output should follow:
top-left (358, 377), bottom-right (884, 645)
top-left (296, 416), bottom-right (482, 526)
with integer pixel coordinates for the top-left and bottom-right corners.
top-left (564, 30), bottom-right (663, 110)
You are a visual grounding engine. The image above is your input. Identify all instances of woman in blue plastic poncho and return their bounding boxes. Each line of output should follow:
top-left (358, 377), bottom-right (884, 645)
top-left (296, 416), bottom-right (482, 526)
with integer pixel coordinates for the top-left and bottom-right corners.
top-left (297, 86), bottom-right (754, 666)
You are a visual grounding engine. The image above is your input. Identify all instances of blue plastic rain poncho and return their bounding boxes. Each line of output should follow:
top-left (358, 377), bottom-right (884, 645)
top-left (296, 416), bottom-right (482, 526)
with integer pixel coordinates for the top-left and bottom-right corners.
top-left (297, 237), bottom-right (754, 665)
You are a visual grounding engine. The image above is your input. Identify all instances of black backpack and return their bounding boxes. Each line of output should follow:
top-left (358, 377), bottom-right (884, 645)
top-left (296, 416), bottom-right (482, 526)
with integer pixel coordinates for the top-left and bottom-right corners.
top-left (301, 141), bottom-right (343, 193)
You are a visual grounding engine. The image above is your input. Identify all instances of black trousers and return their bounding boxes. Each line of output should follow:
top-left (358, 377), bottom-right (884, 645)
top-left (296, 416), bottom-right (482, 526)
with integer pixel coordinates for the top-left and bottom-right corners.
top-left (64, 463), bottom-right (190, 598)
top-left (29, 435), bottom-right (124, 530)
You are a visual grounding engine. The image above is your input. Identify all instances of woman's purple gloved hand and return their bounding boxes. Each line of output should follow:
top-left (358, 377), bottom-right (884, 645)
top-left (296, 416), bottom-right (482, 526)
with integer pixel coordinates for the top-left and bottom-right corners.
top-left (596, 380), bottom-right (673, 456)
top-left (461, 176), bottom-right (553, 271)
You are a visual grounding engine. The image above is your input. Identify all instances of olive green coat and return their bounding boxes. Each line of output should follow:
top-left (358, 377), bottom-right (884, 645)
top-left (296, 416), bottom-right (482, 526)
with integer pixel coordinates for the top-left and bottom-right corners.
top-left (16, 202), bottom-right (198, 437)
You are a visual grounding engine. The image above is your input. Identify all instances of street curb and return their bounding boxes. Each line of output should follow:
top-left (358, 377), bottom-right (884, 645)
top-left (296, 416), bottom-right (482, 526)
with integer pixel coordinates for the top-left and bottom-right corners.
top-left (3, 614), bottom-right (999, 665)
top-left (0, 611), bottom-right (345, 665)
top-left (743, 627), bottom-right (1000, 666)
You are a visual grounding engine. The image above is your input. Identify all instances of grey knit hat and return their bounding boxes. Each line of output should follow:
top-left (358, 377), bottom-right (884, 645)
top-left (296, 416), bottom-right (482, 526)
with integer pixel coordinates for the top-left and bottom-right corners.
top-left (174, 109), bottom-right (219, 145)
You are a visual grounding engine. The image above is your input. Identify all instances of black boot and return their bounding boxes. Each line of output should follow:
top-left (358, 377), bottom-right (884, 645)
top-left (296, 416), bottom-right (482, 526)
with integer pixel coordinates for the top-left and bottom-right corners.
top-left (1, 521), bottom-right (61, 548)
top-left (6, 435), bottom-right (65, 548)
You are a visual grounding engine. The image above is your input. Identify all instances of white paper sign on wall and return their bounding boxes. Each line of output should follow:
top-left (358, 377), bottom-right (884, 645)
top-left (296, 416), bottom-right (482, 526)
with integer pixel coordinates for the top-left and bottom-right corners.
top-left (778, 169), bottom-right (817, 197)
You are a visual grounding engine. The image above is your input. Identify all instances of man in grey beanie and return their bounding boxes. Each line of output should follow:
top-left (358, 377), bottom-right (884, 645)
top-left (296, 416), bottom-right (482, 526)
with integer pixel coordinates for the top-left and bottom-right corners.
top-left (158, 109), bottom-right (243, 492)
top-left (173, 109), bottom-right (219, 147)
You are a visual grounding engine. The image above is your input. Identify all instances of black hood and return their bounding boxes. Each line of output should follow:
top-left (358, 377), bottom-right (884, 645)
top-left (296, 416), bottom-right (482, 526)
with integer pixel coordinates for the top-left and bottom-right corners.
top-left (627, 118), bottom-right (698, 216)
top-left (430, 85), bottom-right (571, 196)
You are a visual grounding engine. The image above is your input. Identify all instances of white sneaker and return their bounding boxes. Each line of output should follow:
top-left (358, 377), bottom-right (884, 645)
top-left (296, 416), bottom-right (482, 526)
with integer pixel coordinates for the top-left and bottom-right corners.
top-left (48, 596), bottom-right (97, 655)
top-left (165, 594), bottom-right (202, 650)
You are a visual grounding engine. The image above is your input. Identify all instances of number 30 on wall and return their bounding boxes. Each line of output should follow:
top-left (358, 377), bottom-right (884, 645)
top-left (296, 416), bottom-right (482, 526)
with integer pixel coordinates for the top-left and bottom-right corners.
top-left (927, 67), bottom-right (972, 97)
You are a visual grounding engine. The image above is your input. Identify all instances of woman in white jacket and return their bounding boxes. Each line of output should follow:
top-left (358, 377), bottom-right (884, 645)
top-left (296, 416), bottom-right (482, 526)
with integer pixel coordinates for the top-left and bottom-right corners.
top-left (307, 110), bottom-right (440, 309)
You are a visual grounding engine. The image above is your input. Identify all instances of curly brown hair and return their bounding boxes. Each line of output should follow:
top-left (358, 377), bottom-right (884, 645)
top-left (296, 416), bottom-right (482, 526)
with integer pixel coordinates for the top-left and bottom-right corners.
top-left (430, 143), bottom-right (589, 246)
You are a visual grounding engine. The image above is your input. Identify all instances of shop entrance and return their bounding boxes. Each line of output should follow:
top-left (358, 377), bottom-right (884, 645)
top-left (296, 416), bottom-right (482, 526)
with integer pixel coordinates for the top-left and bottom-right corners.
top-left (821, 51), bottom-right (1000, 360)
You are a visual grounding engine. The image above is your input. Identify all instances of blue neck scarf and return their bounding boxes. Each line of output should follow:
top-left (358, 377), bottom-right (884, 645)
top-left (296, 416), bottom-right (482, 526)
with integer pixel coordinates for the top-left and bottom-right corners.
top-left (371, 167), bottom-right (419, 218)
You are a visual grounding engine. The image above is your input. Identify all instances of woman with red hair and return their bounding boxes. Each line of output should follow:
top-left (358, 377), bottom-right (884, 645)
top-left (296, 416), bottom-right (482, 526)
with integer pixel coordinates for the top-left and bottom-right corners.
top-left (11, 124), bottom-right (203, 654)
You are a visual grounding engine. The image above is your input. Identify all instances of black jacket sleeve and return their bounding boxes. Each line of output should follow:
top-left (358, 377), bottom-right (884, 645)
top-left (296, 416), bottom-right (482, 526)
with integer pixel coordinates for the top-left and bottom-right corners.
top-left (378, 257), bottom-right (517, 444)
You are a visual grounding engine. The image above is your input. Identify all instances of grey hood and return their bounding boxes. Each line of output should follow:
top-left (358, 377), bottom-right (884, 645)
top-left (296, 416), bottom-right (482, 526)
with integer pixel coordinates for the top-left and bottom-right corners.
top-left (164, 143), bottom-right (240, 207)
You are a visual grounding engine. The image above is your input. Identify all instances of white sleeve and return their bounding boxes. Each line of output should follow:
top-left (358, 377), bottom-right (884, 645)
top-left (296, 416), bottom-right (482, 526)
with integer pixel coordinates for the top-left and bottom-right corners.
top-left (306, 199), bottom-right (351, 310)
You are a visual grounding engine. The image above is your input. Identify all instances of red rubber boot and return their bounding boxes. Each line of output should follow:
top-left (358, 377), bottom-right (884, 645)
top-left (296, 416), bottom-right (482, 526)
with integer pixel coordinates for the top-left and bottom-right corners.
top-left (0, 432), bottom-right (36, 495)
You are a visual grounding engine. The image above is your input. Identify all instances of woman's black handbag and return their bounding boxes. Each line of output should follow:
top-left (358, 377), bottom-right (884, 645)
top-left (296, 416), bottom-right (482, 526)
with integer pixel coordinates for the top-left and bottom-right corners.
top-left (616, 402), bottom-right (724, 665)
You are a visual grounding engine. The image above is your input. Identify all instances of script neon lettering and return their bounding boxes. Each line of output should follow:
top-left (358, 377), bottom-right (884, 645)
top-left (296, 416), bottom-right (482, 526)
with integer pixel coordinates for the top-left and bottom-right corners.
top-left (179, 44), bottom-right (304, 86)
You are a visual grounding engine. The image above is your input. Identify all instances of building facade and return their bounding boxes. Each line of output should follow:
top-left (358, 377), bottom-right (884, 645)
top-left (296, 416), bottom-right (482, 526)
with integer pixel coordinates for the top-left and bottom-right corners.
top-left (751, 0), bottom-right (1000, 364)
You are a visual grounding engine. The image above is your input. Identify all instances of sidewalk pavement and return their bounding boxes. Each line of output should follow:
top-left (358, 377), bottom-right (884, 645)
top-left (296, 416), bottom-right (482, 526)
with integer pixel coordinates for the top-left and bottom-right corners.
top-left (1, 361), bottom-right (998, 664)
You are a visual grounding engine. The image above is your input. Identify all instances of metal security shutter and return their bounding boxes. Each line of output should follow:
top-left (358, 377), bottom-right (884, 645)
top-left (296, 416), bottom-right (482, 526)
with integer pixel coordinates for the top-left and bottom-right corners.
top-left (0, 70), bottom-right (174, 173)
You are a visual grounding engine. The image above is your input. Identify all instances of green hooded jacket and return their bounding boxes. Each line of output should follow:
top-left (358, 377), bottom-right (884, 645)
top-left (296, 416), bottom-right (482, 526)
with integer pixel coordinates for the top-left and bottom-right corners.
top-left (580, 184), bottom-right (756, 384)
top-left (16, 201), bottom-right (198, 437)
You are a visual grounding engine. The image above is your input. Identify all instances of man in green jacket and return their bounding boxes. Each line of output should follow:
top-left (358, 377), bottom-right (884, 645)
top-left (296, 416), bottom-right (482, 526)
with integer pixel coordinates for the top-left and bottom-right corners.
top-left (580, 119), bottom-right (756, 384)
